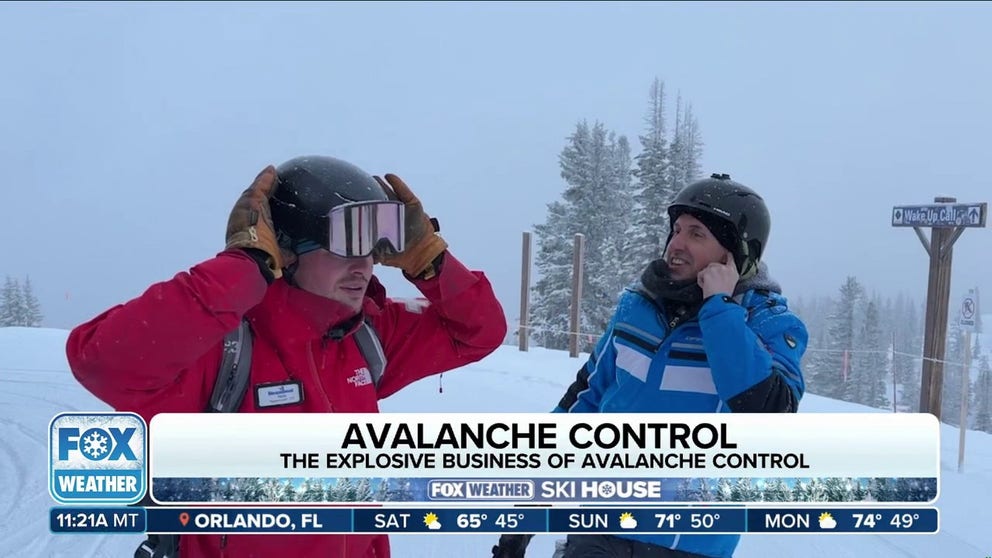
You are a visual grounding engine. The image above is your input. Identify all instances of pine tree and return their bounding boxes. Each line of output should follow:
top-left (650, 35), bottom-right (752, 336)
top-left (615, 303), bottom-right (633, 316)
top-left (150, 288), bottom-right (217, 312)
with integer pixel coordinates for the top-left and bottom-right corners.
top-left (602, 134), bottom-right (637, 294)
top-left (974, 287), bottom-right (984, 333)
top-left (387, 478), bottom-right (414, 502)
top-left (241, 478), bottom-right (264, 502)
top-left (331, 478), bottom-right (355, 501)
top-left (972, 350), bottom-right (992, 433)
top-left (300, 479), bottom-right (324, 502)
top-left (823, 477), bottom-right (849, 502)
top-left (354, 478), bottom-right (373, 502)
top-left (530, 200), bottom-right (574, 349)
top-left (941, 321), bottom-right (967, 425)
top-left (0, 276), bottom-right (20, 326)
top-left (894, 478), bottom-right (914, 502)
top-left (676, 478), bottom-right (694, 501)
top-left (866, 478), bottom-right (894, 502)
top-left (851, 480), bottom-right (867, 501)
top-left (375, 479), bottom-right (390, 501)
top-left (279, 479), bottom-right (296, 502)
top-left (795, 295), bottom-right (833, 388)
top-left (894, 295), bottom-right (922, 412)
top-left (848, 300), bottom-right (889, 408)
top-left (222, 479), bottom-right (243, 502)
top-left (219, 480), bottom-right (235, 502)
top-left (629, 78), bottom-right (674, 270)
top-left (531, 121), bottom-right (634, 350)
top-left (806, 478), bottom-right (827, 502)
top-left (667, 94), bottom-right (704, 195)
top-left (810, 277), bottom-right (863, 399)
top-left (730, 478), bottom-right (758, 502)
top-left (22, 275), bottom-right (42, 327)
top-left (690, 479), bottom-right (715, 502)
top-left (583, 130), bottom-right (636, 335)
top-left (262, 478), bottom-right (283, 502)
top-left (715, 478), bottom-right (733, 502)
top-left (764, 478), bottom-right (792, 502)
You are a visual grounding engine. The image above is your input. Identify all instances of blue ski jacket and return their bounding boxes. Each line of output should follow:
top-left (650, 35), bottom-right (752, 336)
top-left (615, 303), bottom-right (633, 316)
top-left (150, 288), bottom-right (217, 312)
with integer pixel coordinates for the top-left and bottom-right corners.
top-left (553, 264), bottom-right (807, 558)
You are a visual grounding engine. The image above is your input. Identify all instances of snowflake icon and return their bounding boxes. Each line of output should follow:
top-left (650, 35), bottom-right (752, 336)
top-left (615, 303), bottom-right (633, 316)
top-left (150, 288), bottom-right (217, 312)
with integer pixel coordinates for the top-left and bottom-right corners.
top-left (599, 483), bottom-right (616, 497)
top-left (82, 430), bottom-right (110, 460)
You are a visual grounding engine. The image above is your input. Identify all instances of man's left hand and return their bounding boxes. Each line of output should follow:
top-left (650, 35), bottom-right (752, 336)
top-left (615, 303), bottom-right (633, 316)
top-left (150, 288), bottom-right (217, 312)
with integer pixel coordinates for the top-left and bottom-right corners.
top-left (373, 174), bottom-right (448, 278)
top-left (698, 252), bottom-right (740, 299)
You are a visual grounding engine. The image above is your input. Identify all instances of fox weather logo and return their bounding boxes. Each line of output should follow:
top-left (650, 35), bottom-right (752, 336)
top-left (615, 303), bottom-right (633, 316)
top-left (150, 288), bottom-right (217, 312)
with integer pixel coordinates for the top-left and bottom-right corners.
top-left (49, 412), bottom-right (146, 504)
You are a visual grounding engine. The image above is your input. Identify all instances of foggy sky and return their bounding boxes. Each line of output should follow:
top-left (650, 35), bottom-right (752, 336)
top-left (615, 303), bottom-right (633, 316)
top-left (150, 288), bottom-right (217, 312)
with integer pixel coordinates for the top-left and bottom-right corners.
top-left (2, 1), bottom-right (990, 332)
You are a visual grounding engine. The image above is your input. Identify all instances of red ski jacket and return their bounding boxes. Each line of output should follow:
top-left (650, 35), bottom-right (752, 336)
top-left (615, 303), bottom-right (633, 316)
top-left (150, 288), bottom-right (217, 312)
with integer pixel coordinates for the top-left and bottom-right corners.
top-left (66, 249), bottom-right (507, 558)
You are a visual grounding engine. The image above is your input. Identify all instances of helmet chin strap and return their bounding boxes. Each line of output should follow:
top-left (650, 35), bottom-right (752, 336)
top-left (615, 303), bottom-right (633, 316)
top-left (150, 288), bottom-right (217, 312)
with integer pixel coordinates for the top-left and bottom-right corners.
top-left (275, 230), bottom-right (309, 287)
top-left (282, 261), bottom-right (300, 287)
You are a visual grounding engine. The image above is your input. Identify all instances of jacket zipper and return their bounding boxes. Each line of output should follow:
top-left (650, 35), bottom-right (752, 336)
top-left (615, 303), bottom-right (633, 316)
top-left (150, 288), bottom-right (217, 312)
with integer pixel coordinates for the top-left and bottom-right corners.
top-left (307, 339), bottom-right (335, 411)
top-left (602, 307), bottom-right (691, 411)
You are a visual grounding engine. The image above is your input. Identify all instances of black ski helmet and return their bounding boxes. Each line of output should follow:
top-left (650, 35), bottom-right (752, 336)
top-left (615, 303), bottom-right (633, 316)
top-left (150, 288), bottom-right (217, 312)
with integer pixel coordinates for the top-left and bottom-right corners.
top-left (270, 155), bottom-right (390, 251)
top-left (666, 173), bottom-right (770, 279)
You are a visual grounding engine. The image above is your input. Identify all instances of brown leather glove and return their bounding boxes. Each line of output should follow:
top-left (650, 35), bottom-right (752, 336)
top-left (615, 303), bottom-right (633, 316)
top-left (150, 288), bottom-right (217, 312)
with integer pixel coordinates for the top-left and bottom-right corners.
top-left (225, 165), bottom-right (296, 281)
top-left (373, 174), bottom-right (448, 279)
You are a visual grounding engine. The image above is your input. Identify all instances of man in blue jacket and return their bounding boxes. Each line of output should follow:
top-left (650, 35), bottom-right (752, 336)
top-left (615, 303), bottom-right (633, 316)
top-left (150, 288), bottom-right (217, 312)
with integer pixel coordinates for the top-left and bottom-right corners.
top-left (524, 174), bottom-right (807, 558)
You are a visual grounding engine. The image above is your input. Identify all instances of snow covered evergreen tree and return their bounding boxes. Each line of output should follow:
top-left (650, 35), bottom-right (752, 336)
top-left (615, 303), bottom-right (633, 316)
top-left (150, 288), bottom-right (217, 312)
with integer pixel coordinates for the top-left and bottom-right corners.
top-left (261, 478), bottom-right (283, 502)
top-left (0, 276), bottom-right (23, 326)
top-left (848, 299), bottom-right (889, 408)
top-left (241, 478), bottom-right (264, 502)
top-left (22, 276), bottom-right (42, 326)
top-left (354, 478), bottom-right (373, 502)
top-left (972, 341), bottom-right (991, 433)
top-left (731, 478), bottom-right (759, 502)
top-left (0, 276), bottom-right (41, 327)
top-left (809, 277), bottom-right (863, 399)
top-left (628, 78), bottom-right (673, 271)
top-left (530, 199), bottom-right (574, 350)
top-left (895, 295), bottom-right (923, 412)
top-left (667, 94), bottom-right (703, 196)
top-left (300, 478), bottom-right (325, 502)
top-left (942, 321), bottom-right (968, 425)
top-left (763, 478), bottom-right (792, 502)
top-left (530, 121), bottom-right (634, 349)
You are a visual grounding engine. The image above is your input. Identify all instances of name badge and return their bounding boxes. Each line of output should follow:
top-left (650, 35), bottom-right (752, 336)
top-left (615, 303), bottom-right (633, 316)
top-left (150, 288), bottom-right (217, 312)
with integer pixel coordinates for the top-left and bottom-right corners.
top-left (254, 380), bottom-right (304, 409)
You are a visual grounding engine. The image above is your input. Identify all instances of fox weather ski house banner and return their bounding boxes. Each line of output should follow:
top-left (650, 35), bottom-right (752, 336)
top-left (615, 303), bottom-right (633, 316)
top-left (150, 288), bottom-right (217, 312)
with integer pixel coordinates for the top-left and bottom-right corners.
top-left (49, 412), bottom-right (147, 504)
top-left (147, 413), bottom-right (939, 505)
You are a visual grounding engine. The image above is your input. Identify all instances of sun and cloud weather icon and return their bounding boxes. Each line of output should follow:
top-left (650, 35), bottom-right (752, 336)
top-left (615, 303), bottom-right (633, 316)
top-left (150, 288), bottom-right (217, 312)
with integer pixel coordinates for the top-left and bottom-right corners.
top-left (818, 512), bottom-right (837, 529)
top-left (619, 513), bottom-right (638, 529)
top-left (423, 513), bottom-right (441, 530)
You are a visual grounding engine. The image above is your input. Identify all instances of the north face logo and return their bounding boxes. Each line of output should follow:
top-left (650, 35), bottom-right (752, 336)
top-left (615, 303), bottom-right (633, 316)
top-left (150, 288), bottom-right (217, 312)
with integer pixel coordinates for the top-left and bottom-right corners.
top-left (347, 367), bottom-right (373, 387)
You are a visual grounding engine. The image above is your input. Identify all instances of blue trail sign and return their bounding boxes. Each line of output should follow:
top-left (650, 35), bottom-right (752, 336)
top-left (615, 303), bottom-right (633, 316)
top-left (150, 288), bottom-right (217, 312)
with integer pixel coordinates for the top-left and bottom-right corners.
top-left (891, 203), bottom-right (986, 228)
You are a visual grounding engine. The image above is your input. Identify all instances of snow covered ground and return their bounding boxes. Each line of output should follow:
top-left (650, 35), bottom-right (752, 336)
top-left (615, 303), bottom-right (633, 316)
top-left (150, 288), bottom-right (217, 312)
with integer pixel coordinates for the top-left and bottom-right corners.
top-left (1, 326), bottom-right (989, 557)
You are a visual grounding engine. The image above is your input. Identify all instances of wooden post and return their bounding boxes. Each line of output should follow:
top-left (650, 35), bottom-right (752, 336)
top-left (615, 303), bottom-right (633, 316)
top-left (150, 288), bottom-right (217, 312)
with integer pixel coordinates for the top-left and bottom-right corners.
top-left (569, 233), bottom-right (585, 358)
top-left (901, 196), bottom-right (982, 420)
top-left (958, 330), bottom-right (972, 472)
top-left (918, 197), bottom-right (959, 418)
top-left (519, 232), bottom-right (532, 352)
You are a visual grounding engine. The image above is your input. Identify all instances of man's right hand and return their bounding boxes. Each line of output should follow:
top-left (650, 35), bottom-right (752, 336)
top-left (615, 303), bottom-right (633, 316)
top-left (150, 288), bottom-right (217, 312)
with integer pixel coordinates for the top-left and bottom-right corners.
top-left (225, 165), bottom-right (296, 282)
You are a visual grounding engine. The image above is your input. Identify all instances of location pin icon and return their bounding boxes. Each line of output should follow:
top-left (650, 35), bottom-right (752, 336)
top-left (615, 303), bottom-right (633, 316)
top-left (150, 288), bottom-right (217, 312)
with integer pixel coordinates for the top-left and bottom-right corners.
top-left (179, 512), bottom-right (190, 527)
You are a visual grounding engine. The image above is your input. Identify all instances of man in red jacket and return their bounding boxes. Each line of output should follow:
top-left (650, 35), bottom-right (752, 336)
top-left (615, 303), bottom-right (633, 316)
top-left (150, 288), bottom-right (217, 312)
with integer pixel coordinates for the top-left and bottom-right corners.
top-left (66, 155), bottom-right (508, 558)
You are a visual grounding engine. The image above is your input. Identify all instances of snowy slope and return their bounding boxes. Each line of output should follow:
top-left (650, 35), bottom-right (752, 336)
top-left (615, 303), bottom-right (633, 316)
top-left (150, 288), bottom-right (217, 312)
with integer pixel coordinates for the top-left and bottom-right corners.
top-left (1, 327), bottom-right (989, 557)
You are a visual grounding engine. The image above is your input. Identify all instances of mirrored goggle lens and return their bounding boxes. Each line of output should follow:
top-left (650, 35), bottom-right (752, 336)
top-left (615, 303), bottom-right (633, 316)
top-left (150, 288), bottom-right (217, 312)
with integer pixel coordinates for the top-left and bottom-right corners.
top-left (327, 201), bottom-right (405, 257)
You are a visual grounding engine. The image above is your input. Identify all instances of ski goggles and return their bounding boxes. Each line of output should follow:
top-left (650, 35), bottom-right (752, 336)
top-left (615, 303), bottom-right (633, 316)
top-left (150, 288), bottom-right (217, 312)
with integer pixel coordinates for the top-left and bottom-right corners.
top-left (321, 201), bottom-right (406, 258)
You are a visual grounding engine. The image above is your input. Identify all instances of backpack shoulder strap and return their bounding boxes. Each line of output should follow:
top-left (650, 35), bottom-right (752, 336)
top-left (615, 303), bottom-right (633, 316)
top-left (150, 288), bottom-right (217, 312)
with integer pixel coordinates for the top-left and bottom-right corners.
top-left (134, 321), bottom-right (252, 558)
top-left (207, 320), bottom-right (253, 413)
top-left (353, 320), bottom-right (387, 388)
